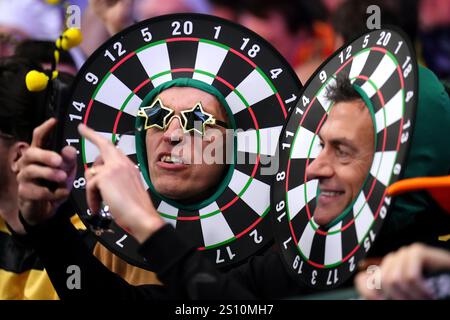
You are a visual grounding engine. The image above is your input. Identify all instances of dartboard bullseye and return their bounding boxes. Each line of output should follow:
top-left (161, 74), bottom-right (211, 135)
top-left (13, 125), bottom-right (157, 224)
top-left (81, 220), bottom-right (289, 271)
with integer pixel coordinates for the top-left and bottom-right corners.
top-left (272, 28), bottom-right (418, 288)
top-left (63, 14), bottom-right (302, 269)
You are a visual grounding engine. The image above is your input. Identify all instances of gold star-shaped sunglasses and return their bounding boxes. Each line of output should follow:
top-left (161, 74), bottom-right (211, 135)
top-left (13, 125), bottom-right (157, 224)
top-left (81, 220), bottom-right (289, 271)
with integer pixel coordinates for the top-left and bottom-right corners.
top-left (137, 98), bottom-right (228, 135)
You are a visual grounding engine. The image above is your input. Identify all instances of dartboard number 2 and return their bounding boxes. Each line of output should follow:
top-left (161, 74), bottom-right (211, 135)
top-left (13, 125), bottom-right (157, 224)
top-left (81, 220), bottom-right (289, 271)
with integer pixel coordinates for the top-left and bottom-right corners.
top-left (216, 246), bottom-right (236, 263)
top-left (171, 21), bottom-right (193, 35)
top-left (104, 42), bottom-right (127, 62)
top-left (249, 229), bottom-right (263, 244)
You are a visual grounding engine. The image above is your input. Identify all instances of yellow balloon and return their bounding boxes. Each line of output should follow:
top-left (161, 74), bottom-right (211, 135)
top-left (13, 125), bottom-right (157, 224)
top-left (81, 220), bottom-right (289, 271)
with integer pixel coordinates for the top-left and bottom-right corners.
top-left (25, 70), bottom-right (49, 92)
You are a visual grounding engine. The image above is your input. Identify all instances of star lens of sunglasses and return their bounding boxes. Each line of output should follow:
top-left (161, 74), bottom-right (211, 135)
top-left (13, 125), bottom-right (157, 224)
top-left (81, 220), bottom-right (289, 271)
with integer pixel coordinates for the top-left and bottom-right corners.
top-left (138, 98), bottom-right (228, 135)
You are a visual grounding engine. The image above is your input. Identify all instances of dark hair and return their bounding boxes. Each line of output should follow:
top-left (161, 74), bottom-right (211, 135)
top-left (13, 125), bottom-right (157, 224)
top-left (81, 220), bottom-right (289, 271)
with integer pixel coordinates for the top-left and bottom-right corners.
top-left (14, 40), bottom-right (76, 69)
top-left (332, 0), bottom-right (418, 44)
top-left (237, 0), bottom-right (328, 34)
top-left (325, 74), bottom-right (362, 104)
top-left (0, 56), bottom-right (48, 143)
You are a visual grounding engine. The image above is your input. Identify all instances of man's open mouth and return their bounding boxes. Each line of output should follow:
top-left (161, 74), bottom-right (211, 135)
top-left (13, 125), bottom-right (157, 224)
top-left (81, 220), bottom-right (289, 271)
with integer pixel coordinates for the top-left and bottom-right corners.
top-left (320, 190), bottom-right (345, 197)
top-left (160, 155), bottom-right (185, 164)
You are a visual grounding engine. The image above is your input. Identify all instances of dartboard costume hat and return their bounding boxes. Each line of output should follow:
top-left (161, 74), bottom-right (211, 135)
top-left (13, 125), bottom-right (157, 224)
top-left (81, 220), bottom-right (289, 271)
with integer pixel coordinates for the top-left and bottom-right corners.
top-left (272, 27), bottom-right (419, 289)
top-left (63, 14), bottom-right (301, 269)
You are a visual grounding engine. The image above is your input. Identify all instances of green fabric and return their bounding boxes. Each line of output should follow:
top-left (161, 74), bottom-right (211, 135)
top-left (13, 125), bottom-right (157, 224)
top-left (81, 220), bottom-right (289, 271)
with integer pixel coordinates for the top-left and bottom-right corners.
top-left (135, 78), bottom-right (236, 211)
top-left (373, 65), bottom-right (450, 255)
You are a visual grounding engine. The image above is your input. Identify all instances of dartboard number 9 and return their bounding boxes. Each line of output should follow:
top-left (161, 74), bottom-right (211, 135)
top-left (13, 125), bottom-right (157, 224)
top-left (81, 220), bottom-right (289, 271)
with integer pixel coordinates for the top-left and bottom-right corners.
top-left (272, 28), bottom-right (417, 288)
top-left (63, 14), bottom-right (301, 269)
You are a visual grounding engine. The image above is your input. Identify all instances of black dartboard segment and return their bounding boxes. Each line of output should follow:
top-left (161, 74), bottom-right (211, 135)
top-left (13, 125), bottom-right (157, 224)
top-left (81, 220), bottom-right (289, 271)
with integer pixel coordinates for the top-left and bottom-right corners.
top-left (272, 28), bottom-right (418, 289)
top-left (63, 14), bottom-right (302, 269)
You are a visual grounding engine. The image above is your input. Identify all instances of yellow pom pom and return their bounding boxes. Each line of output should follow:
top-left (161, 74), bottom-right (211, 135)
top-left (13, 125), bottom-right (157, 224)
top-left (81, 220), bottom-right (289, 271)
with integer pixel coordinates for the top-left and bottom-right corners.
top-left (60, 28), bottom-right (83, 50)
top-left (51, 70), bottom-right (59, 80)
top-left (25, 70), bottom-right (49, 92)
top-left (54, 50), bottom-right (60, 64)
top-left (46, 0), bottom-right (61, 5)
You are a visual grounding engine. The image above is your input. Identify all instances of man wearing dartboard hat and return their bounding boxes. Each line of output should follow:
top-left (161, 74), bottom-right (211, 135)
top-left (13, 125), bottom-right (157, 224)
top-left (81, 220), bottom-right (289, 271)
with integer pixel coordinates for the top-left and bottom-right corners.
top-left (8, 10), bottom-right (450, 299)
top-left (10, 59), bottom-right (450, 300)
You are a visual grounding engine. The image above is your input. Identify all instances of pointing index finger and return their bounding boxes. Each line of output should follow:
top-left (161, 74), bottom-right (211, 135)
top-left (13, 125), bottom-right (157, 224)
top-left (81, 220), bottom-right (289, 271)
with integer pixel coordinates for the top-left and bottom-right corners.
top-left (77, 123), bottom-right (117, 160)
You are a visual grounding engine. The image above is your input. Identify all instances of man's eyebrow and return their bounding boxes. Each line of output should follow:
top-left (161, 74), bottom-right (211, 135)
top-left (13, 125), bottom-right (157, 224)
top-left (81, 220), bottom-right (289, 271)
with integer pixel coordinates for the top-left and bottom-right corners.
top-left (318, 134), bottom-right (358, 152)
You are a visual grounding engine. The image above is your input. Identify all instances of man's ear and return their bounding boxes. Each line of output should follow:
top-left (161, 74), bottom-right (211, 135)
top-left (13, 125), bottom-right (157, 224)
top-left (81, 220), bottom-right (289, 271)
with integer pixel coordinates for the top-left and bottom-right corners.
top-left (10, 142), bottom-right (30, 174)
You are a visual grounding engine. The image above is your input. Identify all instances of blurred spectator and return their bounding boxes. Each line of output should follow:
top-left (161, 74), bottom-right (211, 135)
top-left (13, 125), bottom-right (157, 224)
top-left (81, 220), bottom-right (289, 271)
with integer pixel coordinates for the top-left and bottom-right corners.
top-left (236, 0), bottom-right (333, 83)
top-left (332, 0), bottom-right (418, 49)
top-left (81, 0), bottom-right (211, 56)
top-left (0, 0), bottom-right (63, 57)
top-left (208, 0), bottom-right (239, 21)
top-left (419, 0), bottom-right (450, 82)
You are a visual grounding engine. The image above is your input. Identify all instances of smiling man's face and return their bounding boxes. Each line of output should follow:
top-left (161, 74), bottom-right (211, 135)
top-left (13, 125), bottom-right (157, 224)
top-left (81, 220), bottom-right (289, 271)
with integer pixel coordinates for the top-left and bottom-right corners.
top-left (306, 100), bottom-right (374, 226)
top-left (144, 87), bottom-right (229, 203)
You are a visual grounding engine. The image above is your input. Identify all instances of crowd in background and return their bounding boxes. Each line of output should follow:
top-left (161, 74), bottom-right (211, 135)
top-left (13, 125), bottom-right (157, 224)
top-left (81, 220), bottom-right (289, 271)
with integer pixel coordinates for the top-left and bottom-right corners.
top-left (0, 0), bottom-right (449, 84)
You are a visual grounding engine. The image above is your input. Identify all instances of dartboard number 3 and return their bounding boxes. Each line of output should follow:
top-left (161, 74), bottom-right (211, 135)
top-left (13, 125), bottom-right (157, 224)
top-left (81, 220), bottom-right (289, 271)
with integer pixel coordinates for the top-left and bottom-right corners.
top-left (104, 42), bottom-right (126, 62)
top-left (171, 21), bottom-right (193, 35)
top-left (240, 38), bottom-right (260, 58)
top-left (216, 246), bottom-right (236, 263)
